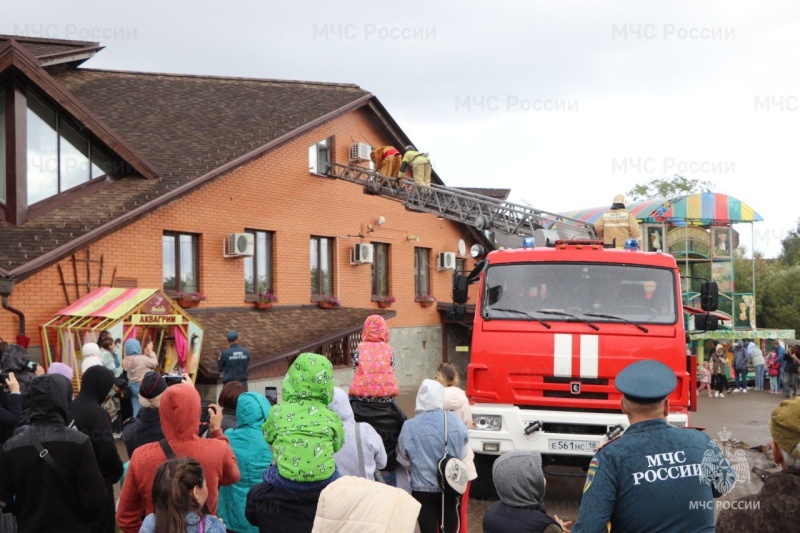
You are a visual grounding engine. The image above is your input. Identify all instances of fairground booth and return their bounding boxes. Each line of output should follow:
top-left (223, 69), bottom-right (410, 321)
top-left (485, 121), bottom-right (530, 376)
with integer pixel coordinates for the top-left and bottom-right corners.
top-left (40, 288), bottom-right (205, 388)
top-left (561, 192), bottom-right (795, 361)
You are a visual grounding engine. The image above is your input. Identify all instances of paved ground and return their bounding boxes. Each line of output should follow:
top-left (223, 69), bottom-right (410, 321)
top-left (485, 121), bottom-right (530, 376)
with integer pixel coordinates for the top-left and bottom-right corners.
top-left (396, 386), bottom-right (787, 532)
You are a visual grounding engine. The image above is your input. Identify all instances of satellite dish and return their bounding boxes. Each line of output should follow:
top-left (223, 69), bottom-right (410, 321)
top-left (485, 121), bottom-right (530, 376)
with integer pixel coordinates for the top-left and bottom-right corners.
top-left (458, 239), bottom-right (466, 256)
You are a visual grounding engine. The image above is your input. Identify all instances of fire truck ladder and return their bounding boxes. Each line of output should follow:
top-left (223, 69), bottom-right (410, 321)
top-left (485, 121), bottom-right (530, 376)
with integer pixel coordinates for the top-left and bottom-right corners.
top-left (324, 163), bottom-right (596, 240)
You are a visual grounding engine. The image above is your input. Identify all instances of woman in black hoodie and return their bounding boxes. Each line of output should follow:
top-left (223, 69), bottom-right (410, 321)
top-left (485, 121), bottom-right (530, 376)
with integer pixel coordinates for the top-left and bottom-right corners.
top-left (0, 374), bottom-right (107, 532)
top-left (69, 365), bottom-right (124, 533)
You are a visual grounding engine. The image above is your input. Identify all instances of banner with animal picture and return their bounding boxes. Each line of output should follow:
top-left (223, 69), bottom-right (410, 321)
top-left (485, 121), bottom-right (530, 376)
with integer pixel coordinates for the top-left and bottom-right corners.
top-left (711, 261), bottom-right (733, 294)
top-left (643, 224), bottom-right (666, 252)
top-left (733, 293), bottom-right (756, 329)
top-left (712, 226), bottom-right (732, 258)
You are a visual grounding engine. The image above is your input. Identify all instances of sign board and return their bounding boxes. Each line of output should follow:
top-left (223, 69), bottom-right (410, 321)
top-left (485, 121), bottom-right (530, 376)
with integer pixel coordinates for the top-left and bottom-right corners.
top-left (142, 294), bottom-right (170, 315)
top-left (131, 314), bottom-right (184, 325)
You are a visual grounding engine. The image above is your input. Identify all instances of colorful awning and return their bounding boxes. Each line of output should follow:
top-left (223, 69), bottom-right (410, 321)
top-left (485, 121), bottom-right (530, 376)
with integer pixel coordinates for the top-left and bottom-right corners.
top-left (560, 193), bottom-right (763, 226)
top-left (56, 287), bottom-right (158, 319)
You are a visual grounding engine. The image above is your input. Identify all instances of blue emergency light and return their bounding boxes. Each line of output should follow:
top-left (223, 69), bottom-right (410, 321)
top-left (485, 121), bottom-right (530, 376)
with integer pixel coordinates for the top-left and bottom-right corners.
top-left (522, 237), bottom-right (536, 249)
top-left (624, 239), bottom-right (639, 250)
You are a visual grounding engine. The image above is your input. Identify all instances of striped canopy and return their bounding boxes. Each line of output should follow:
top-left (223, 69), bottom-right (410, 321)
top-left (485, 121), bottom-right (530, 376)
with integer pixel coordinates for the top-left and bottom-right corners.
top-left (56, 287), bottom-right (158, 319)
top-left (560, 193), bottom-right (763, 225)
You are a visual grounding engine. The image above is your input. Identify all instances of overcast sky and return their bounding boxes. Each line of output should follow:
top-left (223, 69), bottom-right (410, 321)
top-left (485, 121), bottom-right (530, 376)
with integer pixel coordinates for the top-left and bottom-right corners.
top-left (5, 0), bottom-right (798, 257)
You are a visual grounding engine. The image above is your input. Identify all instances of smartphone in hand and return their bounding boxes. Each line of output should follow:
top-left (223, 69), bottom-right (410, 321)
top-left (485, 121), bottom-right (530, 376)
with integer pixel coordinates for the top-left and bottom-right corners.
top-left (265, 386), bottom-right (278, 405)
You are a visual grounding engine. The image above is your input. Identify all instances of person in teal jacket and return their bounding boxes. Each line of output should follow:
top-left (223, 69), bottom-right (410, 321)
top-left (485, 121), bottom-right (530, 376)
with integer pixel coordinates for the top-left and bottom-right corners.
top-left (217, 392), bottom-right (273, 533)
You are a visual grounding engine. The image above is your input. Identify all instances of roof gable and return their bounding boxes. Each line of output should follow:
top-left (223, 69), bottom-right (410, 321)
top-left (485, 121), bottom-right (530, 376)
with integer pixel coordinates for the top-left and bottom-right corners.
top-left (0, 34), bottom-right (103, 67)
top-left (0, 38), bottom-right (160, 182)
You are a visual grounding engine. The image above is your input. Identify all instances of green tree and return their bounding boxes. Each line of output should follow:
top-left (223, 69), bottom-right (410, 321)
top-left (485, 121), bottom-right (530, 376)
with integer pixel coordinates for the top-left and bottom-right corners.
top-left (758, 265), bottom-right (800, 332)
top-left (626, 174), bottom-right (714, 202)
top-left (778, 217), bottom-right (800, 266)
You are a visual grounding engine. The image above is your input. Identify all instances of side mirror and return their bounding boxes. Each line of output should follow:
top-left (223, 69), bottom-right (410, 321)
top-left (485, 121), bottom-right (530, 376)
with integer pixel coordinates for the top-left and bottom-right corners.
top-left (695, 314), bottom-right (719, 331)
top-left (700, 281), bottom-right (719, 312)
top-left (446, 304), bottom-right (466, 321)
top-left (453, 275), bottom-right (469, 304)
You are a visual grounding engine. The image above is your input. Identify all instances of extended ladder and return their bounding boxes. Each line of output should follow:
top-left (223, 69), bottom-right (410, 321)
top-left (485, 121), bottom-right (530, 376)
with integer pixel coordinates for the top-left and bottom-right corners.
top-left (324, 163), bottom-right (595, 240)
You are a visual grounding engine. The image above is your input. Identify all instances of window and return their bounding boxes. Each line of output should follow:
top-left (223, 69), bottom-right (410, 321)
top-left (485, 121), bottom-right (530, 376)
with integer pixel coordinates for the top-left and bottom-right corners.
top-left (308, 137), bottom-right (332, 174)
top-left (25, 91), bottom-right (113, 205)
top-left (482, 263), bottom-right (677, 324)
top-left (0, 87), bottom-right (5, 204)
top-left (163, 232), bottom-right (199, 293)
top-left (310, 236), bottom-right (334, 298)
top-left (414, 247), bottom-right (431, 298)
top-left (244, 230), bottom-right (274, 295)
top-left (371, 243), bottom-right (390, 297)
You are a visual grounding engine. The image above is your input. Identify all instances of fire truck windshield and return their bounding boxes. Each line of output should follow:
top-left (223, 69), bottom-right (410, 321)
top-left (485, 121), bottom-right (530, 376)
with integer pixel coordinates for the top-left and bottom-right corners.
top-left (483, 263), bottom-right (677, 325)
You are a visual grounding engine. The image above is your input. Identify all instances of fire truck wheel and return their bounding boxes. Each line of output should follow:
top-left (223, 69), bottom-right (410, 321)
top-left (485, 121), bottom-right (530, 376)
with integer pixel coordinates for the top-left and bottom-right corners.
top-left (470, 453), bottom-right (499, 500)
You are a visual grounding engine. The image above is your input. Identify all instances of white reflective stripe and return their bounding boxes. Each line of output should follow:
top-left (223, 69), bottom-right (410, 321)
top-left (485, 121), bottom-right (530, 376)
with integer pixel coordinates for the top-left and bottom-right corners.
top-left (554, 334), bottom-right (572, 377)
top-left (580, 335), bottom-right (599, 378)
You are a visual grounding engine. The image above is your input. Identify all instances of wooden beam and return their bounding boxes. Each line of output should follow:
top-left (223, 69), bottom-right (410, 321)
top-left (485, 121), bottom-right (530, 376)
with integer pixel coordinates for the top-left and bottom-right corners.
top-left (57, 263), bottom-right (71, 305)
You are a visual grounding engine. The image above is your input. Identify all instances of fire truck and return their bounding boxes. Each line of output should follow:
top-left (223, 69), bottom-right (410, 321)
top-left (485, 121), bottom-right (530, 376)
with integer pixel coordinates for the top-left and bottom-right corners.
top-left (451, 238), bottom-right (717, 498)
top-left (323, 163), bottom-right (718, 497)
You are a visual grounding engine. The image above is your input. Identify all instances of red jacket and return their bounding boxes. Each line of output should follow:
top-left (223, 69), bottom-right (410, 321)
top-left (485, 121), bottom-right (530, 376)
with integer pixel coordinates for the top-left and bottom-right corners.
top-left (116, 384), bottom-right (240, 533)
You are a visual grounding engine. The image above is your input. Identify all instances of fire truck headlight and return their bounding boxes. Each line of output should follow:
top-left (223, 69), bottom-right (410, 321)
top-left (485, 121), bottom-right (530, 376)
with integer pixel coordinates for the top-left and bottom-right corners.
top-left (474, 415), bottom-right (502, 431)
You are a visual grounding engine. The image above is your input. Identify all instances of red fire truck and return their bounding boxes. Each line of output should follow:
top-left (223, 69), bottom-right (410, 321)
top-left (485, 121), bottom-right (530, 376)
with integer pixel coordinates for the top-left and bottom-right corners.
top-left (452, 239), bottom-right (715, 498)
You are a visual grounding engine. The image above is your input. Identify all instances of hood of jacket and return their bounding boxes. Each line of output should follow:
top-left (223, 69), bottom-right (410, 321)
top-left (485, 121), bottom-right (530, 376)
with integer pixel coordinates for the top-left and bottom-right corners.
top-left (361, 315), bottom-right (390, 343)
top-left (282, 352), bottom-right (334, 404)
top-left (734, 340), bottom-right (744, 352)
top-left (235, 392), bottom-right (271, 429)
top-left (124, 338), bottom-right (142, 355)
top-left (442, 386), bottom-right (468, 412)
top-left (747, 341), bottom-right (757, 354)
top-left (415, 379), bottom-right (444, 414)
top-left (493, 451), bottom-right (546, 507)
top-left (30, 374), bottom-right (73, 424)
top-left (329, 387), bottom-right (354, 424)
top-left (77, 365), bottom-right (114, 404)
top-left (0, 343), bottom-right (31, 371)
top-left (159, 383), bottom-right (201, 441)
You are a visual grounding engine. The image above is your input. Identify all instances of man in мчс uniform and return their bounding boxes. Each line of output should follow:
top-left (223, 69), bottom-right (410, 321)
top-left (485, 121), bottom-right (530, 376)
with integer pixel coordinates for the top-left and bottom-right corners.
top-left (217, 330), bottom-right (250, 387)
top-left (572, 360), bottom-right (734, 533)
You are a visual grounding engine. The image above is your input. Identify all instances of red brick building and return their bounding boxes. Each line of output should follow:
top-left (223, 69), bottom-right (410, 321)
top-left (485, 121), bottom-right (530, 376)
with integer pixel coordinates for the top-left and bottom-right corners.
top-left (0, 35), bottom-right (491, 388)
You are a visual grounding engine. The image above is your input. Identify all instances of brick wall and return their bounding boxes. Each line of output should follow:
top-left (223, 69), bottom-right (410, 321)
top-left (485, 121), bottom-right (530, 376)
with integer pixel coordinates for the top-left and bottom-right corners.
top-left (0, 107), bottom-right (478, 355)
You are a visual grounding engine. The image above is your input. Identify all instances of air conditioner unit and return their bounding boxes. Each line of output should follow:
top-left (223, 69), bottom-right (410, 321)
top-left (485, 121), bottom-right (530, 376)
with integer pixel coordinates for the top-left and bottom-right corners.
top-left (350, 143), bottom-right (372, 162)
top-left (225, 233), bottom-right (254, 257)
top-left (350, 243), bottom-right (374, 265)
top-left (438, 252), bottom-right (457, 270)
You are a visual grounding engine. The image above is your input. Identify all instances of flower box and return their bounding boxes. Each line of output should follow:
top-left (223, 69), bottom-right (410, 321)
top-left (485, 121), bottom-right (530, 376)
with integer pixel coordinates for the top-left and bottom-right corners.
top-left (254, 301), bottom-right (273, 310)
top-left (417, 294), bottom-right (436, 308)
top-left (318, 296), bottom-right (341, 309)
top-left (174, 292), bottom-right (207, 309)
top-left (375, 296), bottom-right (396, 309)
top-left (176, 299), bottom-right (200, 309)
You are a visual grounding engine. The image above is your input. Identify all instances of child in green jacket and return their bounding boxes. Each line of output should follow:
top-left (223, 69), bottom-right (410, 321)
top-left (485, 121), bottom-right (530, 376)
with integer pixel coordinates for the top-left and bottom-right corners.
top-left (262, 353), bottom-right (344, 490)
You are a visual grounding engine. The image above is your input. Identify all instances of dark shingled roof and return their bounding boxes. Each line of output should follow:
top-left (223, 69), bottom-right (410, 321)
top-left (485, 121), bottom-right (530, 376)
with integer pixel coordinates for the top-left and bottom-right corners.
top-left (0, 67), bottom-right (371, 277)
top-left (188, 306), bottom-right (395, 380)
top-left (0, 34), bottom-right (100, 58)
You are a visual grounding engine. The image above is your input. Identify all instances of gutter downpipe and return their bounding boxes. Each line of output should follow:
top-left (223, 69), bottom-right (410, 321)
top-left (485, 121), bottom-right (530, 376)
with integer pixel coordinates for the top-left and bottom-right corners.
top-left (0, 278), bottom-right (25, 337)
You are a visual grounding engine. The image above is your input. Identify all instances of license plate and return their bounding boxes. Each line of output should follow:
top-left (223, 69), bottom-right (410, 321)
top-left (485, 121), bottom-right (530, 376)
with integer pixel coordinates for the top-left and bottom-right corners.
top-left (548, 439), bottom-right (599, 452)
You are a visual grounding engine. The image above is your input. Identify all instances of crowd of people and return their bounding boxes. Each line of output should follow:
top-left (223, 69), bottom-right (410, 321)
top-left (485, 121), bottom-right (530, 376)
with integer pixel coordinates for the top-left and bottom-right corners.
top-left (704, 339), bottom-right (800, 398)
top-left (3, 323), bottom-right (798, 532)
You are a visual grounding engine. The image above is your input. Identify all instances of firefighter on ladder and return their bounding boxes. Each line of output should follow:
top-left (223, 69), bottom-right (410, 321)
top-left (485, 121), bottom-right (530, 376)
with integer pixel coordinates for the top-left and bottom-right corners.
top-left (594, 194), bottom-right (641, 248)
top-left (370, 145), bottom-right (402, 177)
top-left (397, 145), bottom-right (432, 187)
